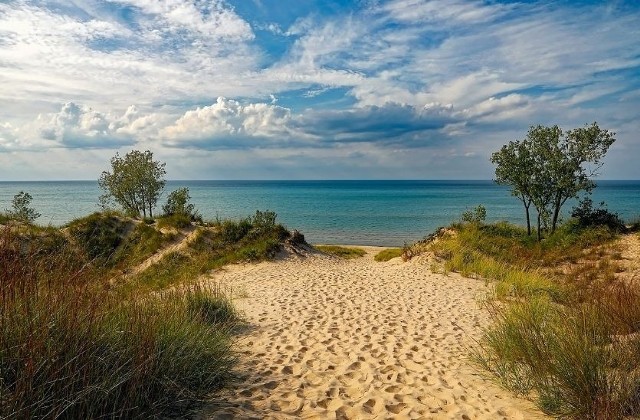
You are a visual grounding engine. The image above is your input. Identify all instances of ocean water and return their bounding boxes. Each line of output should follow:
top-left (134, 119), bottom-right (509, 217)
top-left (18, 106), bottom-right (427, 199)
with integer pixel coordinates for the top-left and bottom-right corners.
top-left (0, 180), bottom-right (638, 246)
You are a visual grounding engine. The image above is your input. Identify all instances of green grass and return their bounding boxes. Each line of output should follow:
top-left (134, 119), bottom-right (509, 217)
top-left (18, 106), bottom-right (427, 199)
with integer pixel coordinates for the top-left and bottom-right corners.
top-left (374, 248), bottom-right (403, 262)
top-left (0, 226), bottom-right (237, 418)
top-left (315, 245), bottom-right (366, 259)
top-left (125, 213), bottom-right (289, 293)
top-left (1, 209), bottom-right (294, 418)
top-left (425, 221), bottom-right (640, 418)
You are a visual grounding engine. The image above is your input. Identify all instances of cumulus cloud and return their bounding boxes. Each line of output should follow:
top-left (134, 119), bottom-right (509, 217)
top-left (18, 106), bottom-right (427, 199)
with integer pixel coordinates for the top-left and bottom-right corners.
top-left (41, 102), bottom-right (169, 148)
top-left (161, 97), bottom-right (306, 149)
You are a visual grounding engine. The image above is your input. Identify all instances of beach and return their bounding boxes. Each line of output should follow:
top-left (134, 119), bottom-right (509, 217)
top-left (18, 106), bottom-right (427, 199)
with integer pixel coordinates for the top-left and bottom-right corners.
top-left (198, 246), bottom-right (544, 419)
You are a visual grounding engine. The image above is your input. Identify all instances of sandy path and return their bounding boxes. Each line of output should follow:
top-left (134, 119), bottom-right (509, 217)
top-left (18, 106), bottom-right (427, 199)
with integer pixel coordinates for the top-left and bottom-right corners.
top-left (198, 247), bottom-right (543, 419)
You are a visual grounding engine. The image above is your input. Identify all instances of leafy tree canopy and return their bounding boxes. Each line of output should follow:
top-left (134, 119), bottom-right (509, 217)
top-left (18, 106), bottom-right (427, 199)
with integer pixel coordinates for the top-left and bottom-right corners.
top-left (99, 150), bottom-right (166, 218)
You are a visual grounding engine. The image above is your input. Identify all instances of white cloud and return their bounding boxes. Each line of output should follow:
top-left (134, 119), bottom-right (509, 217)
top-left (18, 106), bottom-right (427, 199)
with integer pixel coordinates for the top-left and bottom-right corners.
top-left (161, 97), bottom-right (307, 148)
top-left (40, 102), bottom-right (145, 148)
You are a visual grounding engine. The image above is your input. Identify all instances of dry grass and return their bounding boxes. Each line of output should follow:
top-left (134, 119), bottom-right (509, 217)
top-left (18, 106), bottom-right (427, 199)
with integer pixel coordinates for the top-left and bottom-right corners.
top-left (424, 221), bottom-right (640, 419)
top-left (0, 225), bottom-right (238, 418)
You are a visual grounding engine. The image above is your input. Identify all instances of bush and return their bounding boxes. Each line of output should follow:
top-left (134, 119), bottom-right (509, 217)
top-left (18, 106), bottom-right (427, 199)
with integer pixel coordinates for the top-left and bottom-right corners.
top-left (163, 187), bottom-right (199, 220)
top-left (461, 204), bottom-right (487, 224)
top-left (5, 191), bottom-right (40, 223)
top-left (571, 197), bottom-right (625, 232)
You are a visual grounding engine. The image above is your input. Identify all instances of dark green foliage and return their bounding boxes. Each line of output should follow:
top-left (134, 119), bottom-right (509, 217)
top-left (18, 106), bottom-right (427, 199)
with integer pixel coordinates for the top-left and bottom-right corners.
top-left (67, 212), bottom-right (131, 263)
top-left (5, 191), bottom-right (40, 223)
top-left (571, 197), bottom-right (626, 232)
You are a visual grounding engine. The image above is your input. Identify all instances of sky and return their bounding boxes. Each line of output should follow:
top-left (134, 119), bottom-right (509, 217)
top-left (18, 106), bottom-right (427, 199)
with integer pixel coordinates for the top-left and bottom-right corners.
top-left (0, 0), bottom-right (639, 180)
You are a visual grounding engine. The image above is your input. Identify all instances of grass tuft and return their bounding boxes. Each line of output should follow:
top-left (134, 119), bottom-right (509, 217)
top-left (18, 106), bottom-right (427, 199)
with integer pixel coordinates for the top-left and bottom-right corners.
top-left (428, 221), bottom-right (640, 418)
top-left (374, 248), bottom-right (403, 262)
top-left (315, 245), bottom-right (366, 259)
top-left (0, 225), bottom-right (237, 418)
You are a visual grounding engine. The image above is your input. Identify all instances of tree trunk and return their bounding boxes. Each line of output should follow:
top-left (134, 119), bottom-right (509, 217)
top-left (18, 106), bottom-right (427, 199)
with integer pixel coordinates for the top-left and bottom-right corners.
top-left (525, 203), bottom-right (531, 236)
top-left (537, 211), bottom-right (542, 241)
top-left (551, 196), bottom-right (562, 233)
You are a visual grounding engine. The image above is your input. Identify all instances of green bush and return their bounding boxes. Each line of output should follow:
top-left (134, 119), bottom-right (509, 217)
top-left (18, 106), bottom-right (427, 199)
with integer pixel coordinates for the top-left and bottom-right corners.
top-left (571, 197), bottom-right (626, 232)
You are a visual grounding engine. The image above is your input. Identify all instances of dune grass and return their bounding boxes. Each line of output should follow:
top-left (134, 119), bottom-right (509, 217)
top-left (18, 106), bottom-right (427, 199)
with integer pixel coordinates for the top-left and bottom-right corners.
top-left (374, 248), bottom-right (403, 262)
top-left (0, 225), bottom-right (237, 419)
top-left (315, 245), bottom-right (367, 259)
top-left (425, 221), bottom-right (640, 418)
top-left (0, 209), bottom-right (292, 418)
top-left (127, 213), bottom-right (289, 292)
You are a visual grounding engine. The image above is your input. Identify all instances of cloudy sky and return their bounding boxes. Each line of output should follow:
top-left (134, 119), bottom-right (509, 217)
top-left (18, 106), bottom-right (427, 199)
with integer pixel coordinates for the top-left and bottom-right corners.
top-left (0, 0), bottom-right (639, 180)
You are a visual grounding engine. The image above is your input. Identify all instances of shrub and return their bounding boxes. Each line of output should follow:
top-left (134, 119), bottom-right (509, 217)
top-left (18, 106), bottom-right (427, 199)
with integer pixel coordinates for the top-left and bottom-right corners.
top-left (67, 213), bottom-right (131, 263)
top-left (5, 191), bottom-right (40, 223)
top-left (571, 197), bottom-right (625, 232)
top-left (163, 187), bottom-right (200, 221)
top-left (461, 204), bottom-right (486, 224)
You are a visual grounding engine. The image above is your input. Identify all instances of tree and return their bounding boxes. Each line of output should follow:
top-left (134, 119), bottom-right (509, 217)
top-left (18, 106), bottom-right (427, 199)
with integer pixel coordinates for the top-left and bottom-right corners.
top-left (491, 123), bottom-right (615, 240)
top-left (491, 140), bottom-right (535, 235)
top-left (99, 150), bottom-right (166, 218)
top-left (6, 191), bottom-right (40, 223)
top-left (162, 187), bottom-right (195, 217)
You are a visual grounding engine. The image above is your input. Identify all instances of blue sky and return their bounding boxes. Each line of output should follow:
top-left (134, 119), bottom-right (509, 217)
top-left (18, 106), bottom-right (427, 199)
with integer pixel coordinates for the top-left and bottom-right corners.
top-left (0, 0), bottom-right (639, 180)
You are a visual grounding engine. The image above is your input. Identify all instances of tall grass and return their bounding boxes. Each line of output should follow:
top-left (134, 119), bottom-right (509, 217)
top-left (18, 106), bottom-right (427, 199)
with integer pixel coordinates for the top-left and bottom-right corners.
top-left (427, 221), bottom-right (640, 418)
top-left (0, 226), bottom-right (237, 418)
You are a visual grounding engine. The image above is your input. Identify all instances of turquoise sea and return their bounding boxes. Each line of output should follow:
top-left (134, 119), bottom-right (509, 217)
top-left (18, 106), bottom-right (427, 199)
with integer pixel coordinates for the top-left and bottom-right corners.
top-left (0, 180), bottom-right (638, 246)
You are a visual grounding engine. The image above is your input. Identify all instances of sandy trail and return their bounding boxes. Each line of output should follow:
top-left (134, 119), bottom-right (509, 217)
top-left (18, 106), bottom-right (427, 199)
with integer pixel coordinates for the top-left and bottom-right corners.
top-left (198, 247), bottom-right (543, 419)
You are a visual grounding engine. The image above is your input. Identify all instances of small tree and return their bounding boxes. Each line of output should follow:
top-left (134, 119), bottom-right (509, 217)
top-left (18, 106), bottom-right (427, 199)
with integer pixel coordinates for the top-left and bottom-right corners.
top-left (6, 191), bottom-right (40, 223)
top-left (492, 123), bottom-right (615, 240)
top-left (163, 187), bottom-right (195, 217)
top-left (461, 205), bottom-right (486, 225)
top-left (99, 150), bottom-right (166, 218)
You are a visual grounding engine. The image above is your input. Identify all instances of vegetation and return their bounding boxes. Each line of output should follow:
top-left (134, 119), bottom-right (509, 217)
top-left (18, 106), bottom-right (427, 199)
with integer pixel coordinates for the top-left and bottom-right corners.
top-left (0, 205), bottom-right (297, 418)
top-left (163, 187), bottom-right (196, 217)
top-left (421, 217), bottom-right (640, 419)
top-left (491, 123), bottom-right (615, 239)
top-left (374, 248), bottom-right (403, 262)
top-left (99, 150), bottom-right (166, 218)
top-left (126, 210), bottom-right (290, 292)
top-left (316, 245), bottom-right (366, 259)
top-left (4, 191), bottom-right (40, 223)
top-left (0, 225), bottom-right (237, 419)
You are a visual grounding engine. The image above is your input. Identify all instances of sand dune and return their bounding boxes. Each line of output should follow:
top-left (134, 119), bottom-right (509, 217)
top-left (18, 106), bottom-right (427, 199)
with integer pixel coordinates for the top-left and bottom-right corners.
top-left (198, 247), bottom-right (544, 419)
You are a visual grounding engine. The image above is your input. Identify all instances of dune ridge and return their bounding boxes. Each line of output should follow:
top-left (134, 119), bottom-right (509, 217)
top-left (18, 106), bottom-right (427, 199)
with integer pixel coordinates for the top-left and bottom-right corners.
top-left (199, 246), bottom-right (544, 419)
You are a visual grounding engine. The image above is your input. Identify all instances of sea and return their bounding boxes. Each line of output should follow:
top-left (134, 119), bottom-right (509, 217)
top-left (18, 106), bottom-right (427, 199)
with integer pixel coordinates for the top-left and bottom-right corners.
top-left (0, 180), bottom-right (638, 246)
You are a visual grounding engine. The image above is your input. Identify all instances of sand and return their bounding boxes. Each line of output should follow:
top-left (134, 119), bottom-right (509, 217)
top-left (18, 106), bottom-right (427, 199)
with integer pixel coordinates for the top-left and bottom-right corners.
top-left (198, 246), bottom-right (544, 419)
